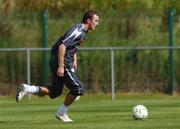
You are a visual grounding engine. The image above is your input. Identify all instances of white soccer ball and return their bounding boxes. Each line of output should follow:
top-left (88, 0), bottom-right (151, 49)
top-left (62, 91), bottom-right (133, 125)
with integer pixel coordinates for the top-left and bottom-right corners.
top-left (132, 105), bottom-right (148, 120)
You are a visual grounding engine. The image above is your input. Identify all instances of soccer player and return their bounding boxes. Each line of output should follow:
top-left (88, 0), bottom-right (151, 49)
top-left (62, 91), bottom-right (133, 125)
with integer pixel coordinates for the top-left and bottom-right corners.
top-left (16, 10), bottom-right (99, 122)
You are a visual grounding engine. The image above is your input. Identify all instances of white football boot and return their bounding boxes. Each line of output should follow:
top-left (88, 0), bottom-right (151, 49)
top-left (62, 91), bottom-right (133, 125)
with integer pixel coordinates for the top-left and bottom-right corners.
top-left (55, 113), bottom-right (73, 122)
top-left (16, 83), bottom-right (29, 102)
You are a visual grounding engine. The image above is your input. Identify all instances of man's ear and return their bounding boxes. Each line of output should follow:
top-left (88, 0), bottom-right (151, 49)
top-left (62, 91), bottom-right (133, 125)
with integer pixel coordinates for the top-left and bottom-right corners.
top-left (86, 18), bottom-right (91, 24)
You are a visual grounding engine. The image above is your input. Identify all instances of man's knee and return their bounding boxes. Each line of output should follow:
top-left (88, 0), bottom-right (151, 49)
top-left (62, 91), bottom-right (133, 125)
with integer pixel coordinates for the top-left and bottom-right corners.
top-left (69, 88), bottom-right (84, 96)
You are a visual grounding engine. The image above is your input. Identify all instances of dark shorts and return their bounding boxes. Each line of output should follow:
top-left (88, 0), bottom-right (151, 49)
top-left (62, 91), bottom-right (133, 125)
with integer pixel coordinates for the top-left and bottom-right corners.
top-left (47, 61), bottom-right (84, 99)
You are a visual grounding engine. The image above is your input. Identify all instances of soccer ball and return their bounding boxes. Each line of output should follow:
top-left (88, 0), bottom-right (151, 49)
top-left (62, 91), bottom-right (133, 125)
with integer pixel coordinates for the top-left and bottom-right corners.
top-left (132, 105), bottom-right (148, 120)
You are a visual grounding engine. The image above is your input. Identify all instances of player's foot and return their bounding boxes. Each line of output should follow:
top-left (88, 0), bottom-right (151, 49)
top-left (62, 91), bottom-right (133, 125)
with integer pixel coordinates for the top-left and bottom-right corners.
top-left (16, 83), bottom-right (29, 102)
top-left (55, 113), bottom-right (73, 122)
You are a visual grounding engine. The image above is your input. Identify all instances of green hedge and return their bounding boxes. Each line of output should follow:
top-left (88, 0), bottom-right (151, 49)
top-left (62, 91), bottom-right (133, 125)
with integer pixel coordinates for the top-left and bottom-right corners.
top-left (1, 0), bottom-right (180, 95)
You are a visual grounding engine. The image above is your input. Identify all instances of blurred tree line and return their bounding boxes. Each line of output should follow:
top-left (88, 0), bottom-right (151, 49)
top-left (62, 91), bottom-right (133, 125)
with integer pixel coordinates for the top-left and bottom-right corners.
top-left (0, 0), bottom-right (180, 95)
top-left (1, 0), bottom-right (180, 47)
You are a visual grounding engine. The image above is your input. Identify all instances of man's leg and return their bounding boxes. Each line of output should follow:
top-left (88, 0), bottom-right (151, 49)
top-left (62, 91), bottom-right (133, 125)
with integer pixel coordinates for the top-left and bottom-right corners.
top-left (55, 93), bottom-right (77, 122)
top-left (55, 75), bottom-right (84, 122)
top-left (55, 67), bottom-right (84, 122)
top-left (16, 83), bottom-right (49, 102)
top-left (59, 93), bottom-right (77, 116)
top-left (64, 93), bottom-right (77, 106)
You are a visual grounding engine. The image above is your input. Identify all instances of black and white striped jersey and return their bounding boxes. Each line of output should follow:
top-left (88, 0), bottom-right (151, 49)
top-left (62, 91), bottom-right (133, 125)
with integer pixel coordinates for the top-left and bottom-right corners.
top-left (51, 23), bottom-right (87, 67)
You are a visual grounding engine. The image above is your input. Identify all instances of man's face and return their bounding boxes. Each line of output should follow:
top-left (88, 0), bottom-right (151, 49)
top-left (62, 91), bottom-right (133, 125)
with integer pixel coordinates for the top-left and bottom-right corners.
top-left (89, 14), bottom-right (99, 31)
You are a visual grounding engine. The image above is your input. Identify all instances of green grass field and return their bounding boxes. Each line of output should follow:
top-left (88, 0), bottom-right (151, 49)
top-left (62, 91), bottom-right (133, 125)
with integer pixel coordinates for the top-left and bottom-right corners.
top-left (1, 94), bottom-right (180, 129)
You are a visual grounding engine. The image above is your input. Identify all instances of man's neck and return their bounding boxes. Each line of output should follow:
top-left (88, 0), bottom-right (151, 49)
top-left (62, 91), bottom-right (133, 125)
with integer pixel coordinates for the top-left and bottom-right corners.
top-left (82, 23), bottom-right (89, 32)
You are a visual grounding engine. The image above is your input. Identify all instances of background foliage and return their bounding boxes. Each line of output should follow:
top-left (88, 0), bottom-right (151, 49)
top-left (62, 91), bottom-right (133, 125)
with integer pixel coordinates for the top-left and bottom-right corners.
top-left (0, 0), bottom-right (180, 95)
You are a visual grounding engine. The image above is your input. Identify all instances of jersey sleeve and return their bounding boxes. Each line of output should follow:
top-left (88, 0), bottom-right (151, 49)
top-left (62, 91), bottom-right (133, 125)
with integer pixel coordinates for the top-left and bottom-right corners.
top-left (61, 25), bottom-right (78, 47)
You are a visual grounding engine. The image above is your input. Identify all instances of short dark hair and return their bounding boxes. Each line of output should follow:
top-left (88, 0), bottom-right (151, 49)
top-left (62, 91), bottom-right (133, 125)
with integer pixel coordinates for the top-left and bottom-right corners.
top-left (82, 10), bottom-right (99, 23)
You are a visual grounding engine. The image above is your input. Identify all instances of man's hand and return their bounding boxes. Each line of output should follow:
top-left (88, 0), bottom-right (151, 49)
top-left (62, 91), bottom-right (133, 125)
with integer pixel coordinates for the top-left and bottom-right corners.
top-left (72, 60), bottom-right (77, 70)
top-left (57, 66), bottom-right (64, 77)
top-left (73, 53), bottom-right (77, 70)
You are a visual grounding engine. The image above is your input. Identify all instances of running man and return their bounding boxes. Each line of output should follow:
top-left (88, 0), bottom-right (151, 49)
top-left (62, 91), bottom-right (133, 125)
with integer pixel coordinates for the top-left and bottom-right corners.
top-left (16, 10), bottom-right (100, 122)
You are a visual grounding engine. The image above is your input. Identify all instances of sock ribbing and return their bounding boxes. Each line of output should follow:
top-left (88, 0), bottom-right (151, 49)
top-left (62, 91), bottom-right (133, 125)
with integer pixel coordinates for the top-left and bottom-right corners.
top-left (27, 85), bottom-right (39, 93)
top-left (59, 104), bottom-right (68, 114)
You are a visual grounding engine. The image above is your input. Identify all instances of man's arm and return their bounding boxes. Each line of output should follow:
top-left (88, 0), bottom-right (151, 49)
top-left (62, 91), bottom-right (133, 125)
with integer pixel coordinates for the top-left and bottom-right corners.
top-left (57, 44), bottom-right (66, 77)
top-left (73, 53), bottom-right (77, 70)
